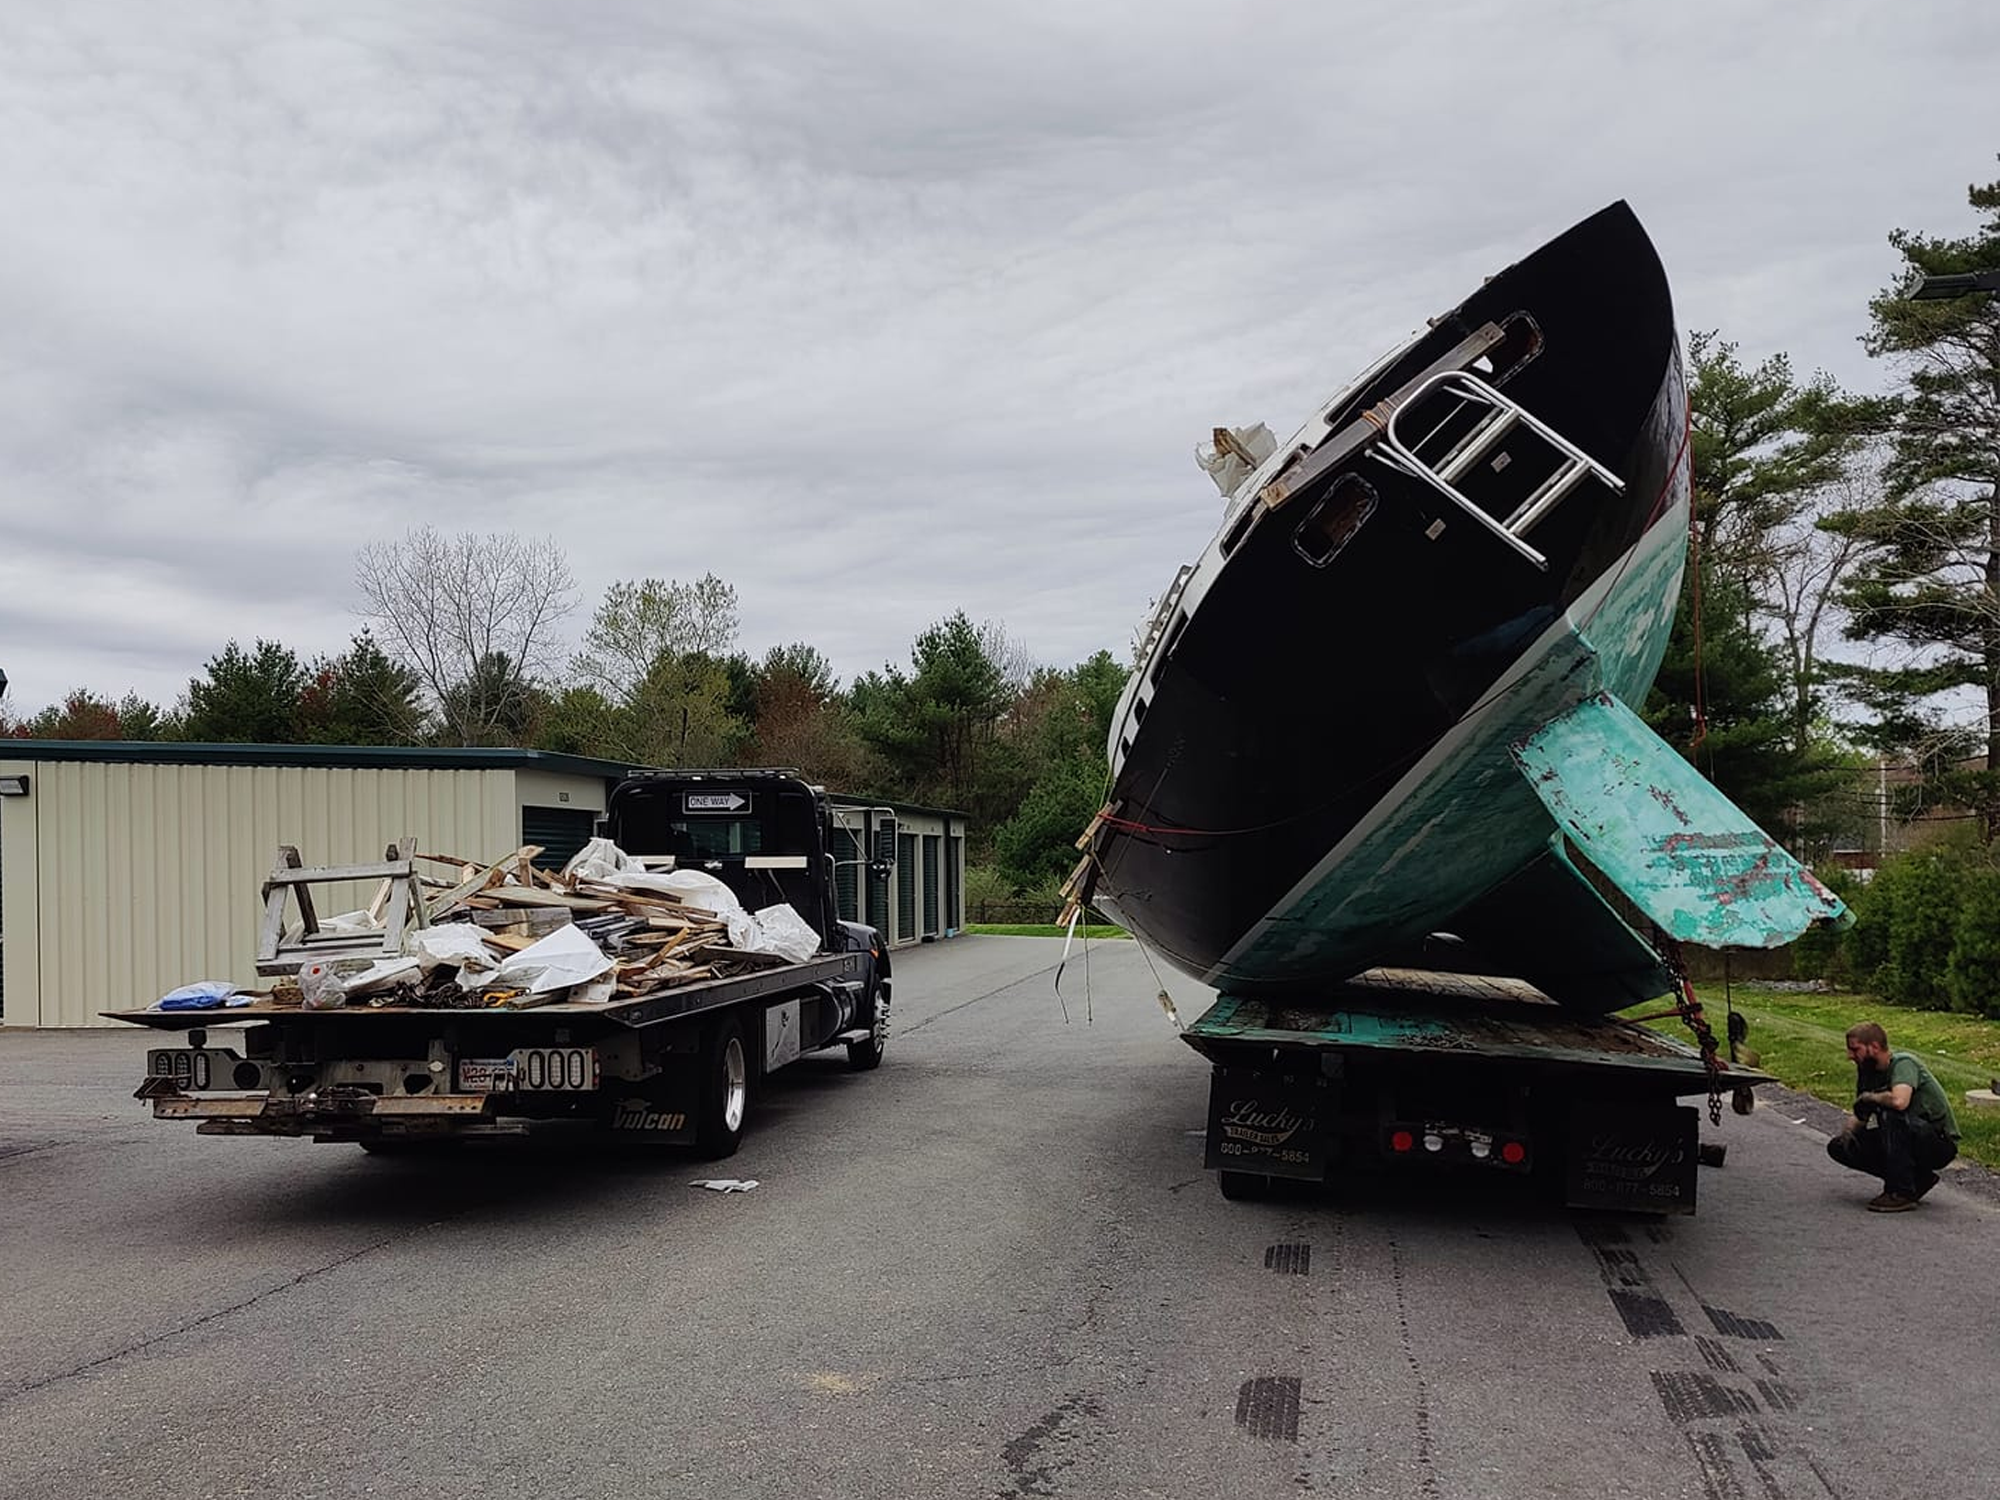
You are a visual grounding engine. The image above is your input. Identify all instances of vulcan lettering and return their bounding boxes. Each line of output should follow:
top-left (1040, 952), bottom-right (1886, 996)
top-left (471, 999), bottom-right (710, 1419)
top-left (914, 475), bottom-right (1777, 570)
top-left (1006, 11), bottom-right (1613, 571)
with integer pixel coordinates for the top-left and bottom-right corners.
top-left (611, 1101), bottom-right (688, 1132)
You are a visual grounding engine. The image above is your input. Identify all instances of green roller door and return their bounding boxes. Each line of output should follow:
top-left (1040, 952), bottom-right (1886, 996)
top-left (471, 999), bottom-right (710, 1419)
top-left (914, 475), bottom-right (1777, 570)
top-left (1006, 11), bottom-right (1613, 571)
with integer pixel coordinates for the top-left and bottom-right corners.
top-left (522, 806), bottom-right (597, 871)
top-left (897, 833), bottom-right (917, 941)
top-left (834, 826), bottom-right (861, 922)
top-left (923, 835), bottom-right (940, 936)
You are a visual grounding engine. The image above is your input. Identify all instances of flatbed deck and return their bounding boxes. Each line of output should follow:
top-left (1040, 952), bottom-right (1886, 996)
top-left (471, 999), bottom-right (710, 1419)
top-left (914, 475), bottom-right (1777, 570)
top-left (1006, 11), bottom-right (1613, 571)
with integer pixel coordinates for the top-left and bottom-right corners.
top-left (1183, 968), bottom-right (1767, 1096)
top-left (106, 951), bottom-right (868, 1033)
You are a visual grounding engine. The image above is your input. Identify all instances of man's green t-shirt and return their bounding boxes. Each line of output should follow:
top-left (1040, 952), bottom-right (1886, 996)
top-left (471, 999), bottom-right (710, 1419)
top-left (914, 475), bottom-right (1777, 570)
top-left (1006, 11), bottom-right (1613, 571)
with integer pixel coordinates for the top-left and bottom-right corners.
top-left (1888, 1051), bottom-right (1960, 1141)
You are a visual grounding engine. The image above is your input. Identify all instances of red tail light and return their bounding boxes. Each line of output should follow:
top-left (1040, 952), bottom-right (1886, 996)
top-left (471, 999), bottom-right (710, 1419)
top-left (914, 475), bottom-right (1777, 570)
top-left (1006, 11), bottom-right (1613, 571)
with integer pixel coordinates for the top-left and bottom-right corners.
top-left (1500, 1140), bottom-right (1526, 1165)
top-left (1390, 1129), bottom-right (1415, 1153)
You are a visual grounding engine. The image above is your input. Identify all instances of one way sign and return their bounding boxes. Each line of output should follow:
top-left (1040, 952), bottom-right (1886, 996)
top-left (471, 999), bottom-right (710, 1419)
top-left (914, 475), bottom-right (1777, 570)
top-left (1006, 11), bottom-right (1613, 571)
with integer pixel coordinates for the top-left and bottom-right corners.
top-left (685, 792), bottom-right (749, 813)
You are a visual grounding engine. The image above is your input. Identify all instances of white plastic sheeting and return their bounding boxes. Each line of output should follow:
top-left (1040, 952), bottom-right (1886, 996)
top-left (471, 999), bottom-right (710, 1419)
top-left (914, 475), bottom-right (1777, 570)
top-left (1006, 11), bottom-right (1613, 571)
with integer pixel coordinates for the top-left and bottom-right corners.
top-left (495, 923), bottom-right (615, 996)
top-left (562, 837), bottom-right (635, 884)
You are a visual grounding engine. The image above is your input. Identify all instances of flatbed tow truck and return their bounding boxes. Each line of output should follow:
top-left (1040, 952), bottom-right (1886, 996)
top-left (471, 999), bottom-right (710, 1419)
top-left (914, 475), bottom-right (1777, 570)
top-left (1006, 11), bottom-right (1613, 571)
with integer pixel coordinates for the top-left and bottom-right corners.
top-left (1184, 968), bottom-right (1765, 1214)
top-left (108, 769), bottom-right (891, 1158)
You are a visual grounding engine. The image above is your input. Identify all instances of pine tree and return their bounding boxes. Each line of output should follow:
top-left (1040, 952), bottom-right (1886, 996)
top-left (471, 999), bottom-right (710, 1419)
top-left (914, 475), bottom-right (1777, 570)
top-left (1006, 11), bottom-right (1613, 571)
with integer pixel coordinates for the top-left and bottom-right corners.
top-left (1833, 165), bottom-right (2000, 837)
top-left (181, 640), bottom-right (307, 743)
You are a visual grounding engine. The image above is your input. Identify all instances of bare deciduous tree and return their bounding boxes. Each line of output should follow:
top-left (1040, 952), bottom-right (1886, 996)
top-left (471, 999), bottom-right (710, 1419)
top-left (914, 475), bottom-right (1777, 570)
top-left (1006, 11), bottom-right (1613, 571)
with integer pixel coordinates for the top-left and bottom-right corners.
top-left (355, 527), bottom-right (578, 745)
top-left (976, 618), bottom-right (1038, 694)
top-left (1755, 466), bottom-right (1878, 752)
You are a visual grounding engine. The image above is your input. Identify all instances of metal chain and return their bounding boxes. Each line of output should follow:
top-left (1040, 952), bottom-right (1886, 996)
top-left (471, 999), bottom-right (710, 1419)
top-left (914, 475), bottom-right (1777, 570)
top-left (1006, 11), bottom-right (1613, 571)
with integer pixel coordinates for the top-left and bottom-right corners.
top-left (1659, 938), bottom-right (1725, 1126)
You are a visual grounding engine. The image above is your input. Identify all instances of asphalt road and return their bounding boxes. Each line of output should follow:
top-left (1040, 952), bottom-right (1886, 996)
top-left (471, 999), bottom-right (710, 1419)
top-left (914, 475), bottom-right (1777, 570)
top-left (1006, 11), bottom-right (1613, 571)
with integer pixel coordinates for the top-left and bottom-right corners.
top-left (2, 935), bottom-right (1994, 1500)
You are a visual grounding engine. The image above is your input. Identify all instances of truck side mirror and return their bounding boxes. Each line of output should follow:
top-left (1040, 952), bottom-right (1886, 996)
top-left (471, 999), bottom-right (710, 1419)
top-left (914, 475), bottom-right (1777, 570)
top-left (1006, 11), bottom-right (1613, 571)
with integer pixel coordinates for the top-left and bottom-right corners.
top-left (867, 859), bottom-right (891, 880)
top-left (873, 821), bottom-right (897, 868)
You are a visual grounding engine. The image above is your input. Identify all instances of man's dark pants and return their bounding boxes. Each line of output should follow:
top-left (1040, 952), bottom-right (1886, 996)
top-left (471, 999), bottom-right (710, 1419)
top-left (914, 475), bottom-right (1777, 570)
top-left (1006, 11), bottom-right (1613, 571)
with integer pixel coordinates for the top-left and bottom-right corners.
top-left (1827, 1110), bottom-right (1957, 1197)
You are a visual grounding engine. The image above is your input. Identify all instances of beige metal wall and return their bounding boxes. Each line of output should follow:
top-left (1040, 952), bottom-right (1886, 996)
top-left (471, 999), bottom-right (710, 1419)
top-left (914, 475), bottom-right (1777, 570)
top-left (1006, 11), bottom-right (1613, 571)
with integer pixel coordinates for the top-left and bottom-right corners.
top-left (514, 769), bottom-right (609, 818)
top-left (0, 759), bottom-right (519, 1028)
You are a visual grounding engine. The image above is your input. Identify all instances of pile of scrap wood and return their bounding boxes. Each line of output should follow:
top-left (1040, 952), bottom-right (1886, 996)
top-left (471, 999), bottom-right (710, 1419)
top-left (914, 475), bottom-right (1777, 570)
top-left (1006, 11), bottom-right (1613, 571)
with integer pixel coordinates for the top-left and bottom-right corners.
top-left (252, 842), bottom-right (814, 1012)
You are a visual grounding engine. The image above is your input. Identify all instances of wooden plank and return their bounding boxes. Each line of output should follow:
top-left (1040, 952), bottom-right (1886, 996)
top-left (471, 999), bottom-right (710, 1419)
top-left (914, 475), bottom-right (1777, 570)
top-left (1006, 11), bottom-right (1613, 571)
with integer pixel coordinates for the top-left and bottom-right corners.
top-left (256, 847), bottom-right (301, 963)
top-left (575, 880), bottom-right (688, 908)
top-left (639, 927), bottom-right (696, 967)
top-left (483, 886), bottom-right (617, 912)
top-left (265, 861), bottom-right (420, 886)
top-left (645, 910), bottom-right (724, 929)
top-left (413, 851), bottom-right (482, 870)
top-left (467, 907), bottom-right (571, 934)
top-left (429, 848), bottom-right (537, 919)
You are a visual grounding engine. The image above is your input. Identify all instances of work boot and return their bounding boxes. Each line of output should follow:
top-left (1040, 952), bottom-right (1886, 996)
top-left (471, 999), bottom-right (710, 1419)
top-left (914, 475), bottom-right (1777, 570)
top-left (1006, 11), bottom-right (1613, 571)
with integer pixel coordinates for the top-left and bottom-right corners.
top-left (1867, 1192), bottom-right (1918, 1213)
top-left (1913, 1171), bottom-right (1940, 1201)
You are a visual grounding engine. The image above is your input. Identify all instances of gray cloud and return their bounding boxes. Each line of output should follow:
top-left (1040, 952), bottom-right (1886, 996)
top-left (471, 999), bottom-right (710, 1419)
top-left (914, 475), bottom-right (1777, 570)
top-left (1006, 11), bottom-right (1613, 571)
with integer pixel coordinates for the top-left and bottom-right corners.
top-left (1, 1), bottom-right (1995, 713)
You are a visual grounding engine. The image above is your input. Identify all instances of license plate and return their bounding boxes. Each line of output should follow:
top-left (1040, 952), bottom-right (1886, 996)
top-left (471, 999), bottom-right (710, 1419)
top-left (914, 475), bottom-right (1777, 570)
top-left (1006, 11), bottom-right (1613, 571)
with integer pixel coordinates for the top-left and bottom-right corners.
top-left (459, 1047), bottom-right (598, 1092)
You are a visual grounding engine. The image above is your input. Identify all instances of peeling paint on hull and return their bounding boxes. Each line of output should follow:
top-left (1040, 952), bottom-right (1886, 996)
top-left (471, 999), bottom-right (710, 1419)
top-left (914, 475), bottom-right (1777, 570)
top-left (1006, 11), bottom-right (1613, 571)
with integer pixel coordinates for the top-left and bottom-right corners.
top-left (1513, 692), bottom-right (1847, 949)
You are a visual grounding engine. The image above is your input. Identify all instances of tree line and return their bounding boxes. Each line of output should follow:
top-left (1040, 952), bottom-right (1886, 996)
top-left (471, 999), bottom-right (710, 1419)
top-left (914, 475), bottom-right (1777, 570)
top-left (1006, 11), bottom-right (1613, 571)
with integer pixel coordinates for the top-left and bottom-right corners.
top-left (7, 162), bottom-right (1998, 929)
top-left (1638, 163), bottom-right (2000, 1009)
top-left (3, 529), bottom-right (1122, 896)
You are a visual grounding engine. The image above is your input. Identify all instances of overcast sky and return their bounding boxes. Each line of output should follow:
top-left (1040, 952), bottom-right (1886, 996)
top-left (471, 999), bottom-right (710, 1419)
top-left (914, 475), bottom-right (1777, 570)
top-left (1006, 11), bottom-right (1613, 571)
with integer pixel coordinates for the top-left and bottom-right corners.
top-left (1, 1), bottom-right (1994, 717)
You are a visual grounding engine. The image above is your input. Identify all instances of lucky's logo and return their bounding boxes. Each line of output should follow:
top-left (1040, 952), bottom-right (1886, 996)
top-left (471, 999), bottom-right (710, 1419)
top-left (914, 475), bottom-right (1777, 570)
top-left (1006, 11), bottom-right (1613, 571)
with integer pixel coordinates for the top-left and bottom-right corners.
top-left (1221, 1099), bottom-right (1310, 1148)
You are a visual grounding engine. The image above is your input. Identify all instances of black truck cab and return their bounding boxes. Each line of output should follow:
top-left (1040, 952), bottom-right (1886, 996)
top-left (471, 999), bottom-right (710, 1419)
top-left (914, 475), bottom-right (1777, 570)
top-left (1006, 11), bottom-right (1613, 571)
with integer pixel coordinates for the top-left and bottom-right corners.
top-left (602, 768), bottom-right (892, 1064)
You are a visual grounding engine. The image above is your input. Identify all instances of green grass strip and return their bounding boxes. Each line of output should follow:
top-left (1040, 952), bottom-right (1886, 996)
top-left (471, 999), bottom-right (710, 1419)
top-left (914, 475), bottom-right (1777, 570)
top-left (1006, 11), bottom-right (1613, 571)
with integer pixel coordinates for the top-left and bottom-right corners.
top-left (1622, 986), bottom-right (2000, 1170)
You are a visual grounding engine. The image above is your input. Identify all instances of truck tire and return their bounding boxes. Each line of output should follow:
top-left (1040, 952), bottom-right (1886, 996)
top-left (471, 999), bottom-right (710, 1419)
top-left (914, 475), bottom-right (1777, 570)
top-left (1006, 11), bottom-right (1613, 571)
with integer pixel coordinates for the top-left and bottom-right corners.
top-left (1217, 1170), bottom-right (1274, 1201)
top-left (695, 1014), bottom-right (751, 1158)
top-left (846, 979), bottom-right (889, 1071)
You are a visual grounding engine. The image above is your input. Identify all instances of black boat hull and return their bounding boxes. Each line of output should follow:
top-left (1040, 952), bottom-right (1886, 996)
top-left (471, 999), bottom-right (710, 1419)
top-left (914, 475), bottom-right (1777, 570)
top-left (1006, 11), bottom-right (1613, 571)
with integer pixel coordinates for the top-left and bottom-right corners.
top-left (1092, 203), bottom-right (1691, 1003)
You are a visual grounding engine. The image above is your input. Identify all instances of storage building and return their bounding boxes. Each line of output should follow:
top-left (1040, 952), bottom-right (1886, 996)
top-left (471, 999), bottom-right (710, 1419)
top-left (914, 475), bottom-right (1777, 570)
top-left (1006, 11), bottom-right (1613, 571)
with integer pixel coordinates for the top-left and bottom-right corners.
top-left (0, 742), bottom-right (964, 1028)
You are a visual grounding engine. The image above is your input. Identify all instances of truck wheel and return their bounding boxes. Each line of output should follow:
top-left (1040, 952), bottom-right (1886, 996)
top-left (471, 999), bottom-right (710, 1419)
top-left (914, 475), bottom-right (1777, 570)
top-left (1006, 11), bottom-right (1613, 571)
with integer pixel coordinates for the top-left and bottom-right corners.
top-left (847, 980), bottom-right (889, 1071)
top-left (1218, 1170), bottom-right (1274, 1201)
top-left (695, 1015), bottom-right (751, 1158)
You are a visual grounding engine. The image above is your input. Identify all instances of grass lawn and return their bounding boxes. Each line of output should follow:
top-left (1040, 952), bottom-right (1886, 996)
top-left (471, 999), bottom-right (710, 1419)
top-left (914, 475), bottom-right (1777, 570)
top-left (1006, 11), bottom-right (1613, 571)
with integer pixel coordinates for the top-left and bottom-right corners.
top-left (1621, 986), bottom-right (2000, 1170)
top-left (963, 924), bottom-right (1130, 939)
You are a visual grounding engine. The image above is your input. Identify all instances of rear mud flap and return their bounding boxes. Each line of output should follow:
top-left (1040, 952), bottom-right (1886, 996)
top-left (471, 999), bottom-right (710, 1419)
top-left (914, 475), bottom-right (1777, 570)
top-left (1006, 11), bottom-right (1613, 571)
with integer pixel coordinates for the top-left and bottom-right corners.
top-left (1204, 1067), bottom-right (1328, 1181)
top-left (601, 1073), bottom-right (699, 1144)
top-left (1565, 1102), bottom-right (1699, 1215)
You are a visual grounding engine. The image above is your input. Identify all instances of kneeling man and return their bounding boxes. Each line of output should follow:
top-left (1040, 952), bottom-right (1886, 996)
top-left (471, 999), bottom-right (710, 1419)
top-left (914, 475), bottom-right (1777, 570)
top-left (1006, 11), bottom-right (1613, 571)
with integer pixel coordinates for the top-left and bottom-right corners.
top-left (1827, 1022), bottom-right (1959, 1213)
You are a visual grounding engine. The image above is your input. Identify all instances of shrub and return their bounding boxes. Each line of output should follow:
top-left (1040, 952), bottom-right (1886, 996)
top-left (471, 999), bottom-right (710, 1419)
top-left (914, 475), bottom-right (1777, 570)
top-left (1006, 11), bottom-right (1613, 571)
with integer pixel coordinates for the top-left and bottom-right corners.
top-left (1876, 850), bottom-right (1962, 1009)
top-left (1946, 865), bottom-right (2000, 1018)
top-left (1790, 866), bottom-right (1860, 984)
top-left (963, 862), bottom-right (1017, 913)
top-left (1841, 862), bottom-right (1896, 994)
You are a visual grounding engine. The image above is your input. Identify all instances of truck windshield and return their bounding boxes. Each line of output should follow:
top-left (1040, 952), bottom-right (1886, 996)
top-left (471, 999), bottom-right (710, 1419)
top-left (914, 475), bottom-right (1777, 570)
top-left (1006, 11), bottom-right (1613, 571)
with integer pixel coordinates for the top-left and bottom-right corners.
top-left (672, 819), bottom-right (764, 858)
